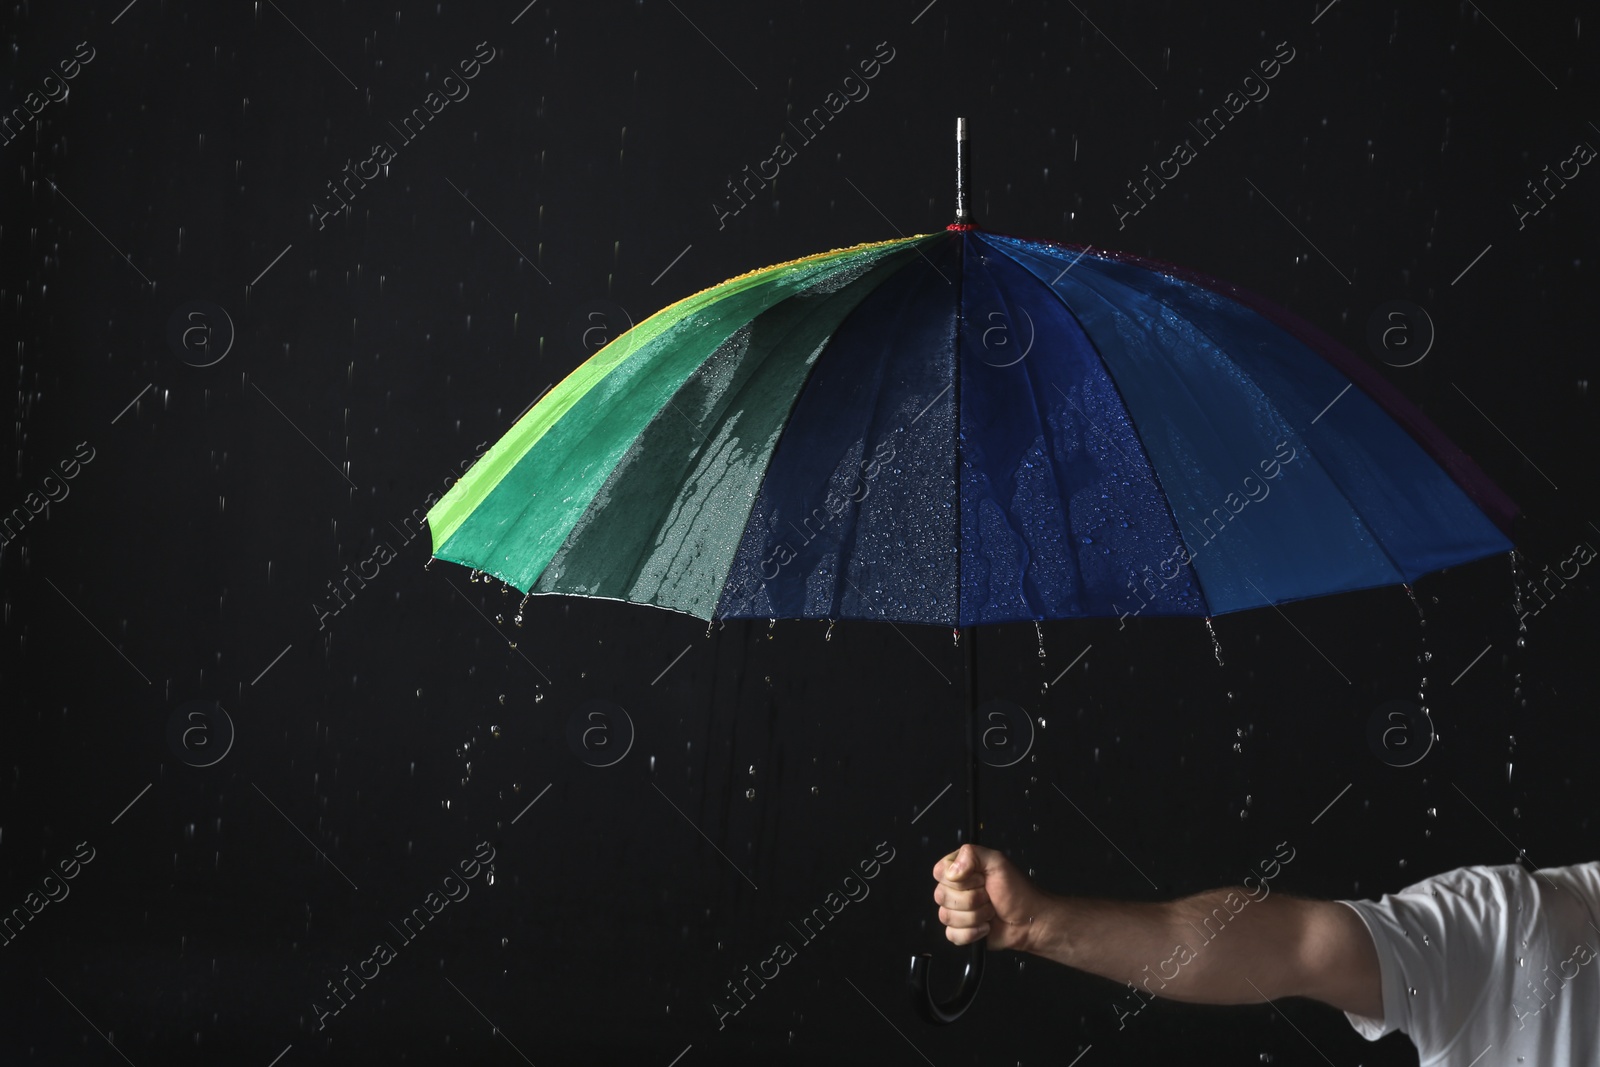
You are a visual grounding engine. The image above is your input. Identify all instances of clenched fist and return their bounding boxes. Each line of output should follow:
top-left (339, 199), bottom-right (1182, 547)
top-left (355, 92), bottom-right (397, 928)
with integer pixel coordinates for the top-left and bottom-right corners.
top-left (933, 843), bottom-right (1053, 953)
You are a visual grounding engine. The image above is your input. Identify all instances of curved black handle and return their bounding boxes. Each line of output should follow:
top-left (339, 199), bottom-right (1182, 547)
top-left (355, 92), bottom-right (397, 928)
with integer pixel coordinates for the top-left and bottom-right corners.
top-left (908, 940), bottom-right (986, 1025)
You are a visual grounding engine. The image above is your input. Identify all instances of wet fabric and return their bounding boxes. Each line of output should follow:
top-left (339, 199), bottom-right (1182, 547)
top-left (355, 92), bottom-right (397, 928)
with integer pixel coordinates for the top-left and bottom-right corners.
top-left (427, 228), bottom-right (1516, 625)
top-left (983, 232), bottom-right (1512, 614)
top-left (718, 239), bottom-right (961, 624)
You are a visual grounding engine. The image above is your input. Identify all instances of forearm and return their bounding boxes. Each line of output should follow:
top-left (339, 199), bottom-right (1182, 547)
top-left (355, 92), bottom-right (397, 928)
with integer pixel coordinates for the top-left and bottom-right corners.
top-left (1026, 886), bottom-right (1307, 1005)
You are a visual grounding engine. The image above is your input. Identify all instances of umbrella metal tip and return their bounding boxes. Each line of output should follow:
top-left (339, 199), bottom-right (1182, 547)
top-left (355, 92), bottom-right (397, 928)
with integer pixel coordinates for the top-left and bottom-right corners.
top-left (953, 117), bottom-right (972, 226)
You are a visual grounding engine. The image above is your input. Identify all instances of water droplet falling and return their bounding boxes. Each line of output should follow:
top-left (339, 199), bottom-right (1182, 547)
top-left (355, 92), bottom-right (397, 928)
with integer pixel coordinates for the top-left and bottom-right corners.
top-left (1204, 617), bottom-right (1224, 666)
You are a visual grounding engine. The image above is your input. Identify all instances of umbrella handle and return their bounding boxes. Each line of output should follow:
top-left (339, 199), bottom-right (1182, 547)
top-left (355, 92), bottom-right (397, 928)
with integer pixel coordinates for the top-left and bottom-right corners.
top-left (907, 940), bottom-right (986, 1024)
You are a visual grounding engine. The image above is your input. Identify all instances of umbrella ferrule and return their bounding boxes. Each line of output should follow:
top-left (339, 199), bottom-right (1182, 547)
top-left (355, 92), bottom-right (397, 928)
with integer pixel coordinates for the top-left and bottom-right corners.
top-left (953, 116), bottom-right (972, 226)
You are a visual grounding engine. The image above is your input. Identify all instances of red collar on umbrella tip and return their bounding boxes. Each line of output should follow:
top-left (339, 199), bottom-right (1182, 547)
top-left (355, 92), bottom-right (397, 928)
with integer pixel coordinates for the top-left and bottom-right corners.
top-left (946, 223), bottom-right (979, 231)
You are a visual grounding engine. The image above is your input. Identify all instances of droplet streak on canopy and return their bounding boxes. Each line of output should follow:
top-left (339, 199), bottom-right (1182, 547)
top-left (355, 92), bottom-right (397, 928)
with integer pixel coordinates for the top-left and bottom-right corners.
top-left (431, 235), bottom-right (934, 593)
top-left (537, 241), bottom-right (930, 618)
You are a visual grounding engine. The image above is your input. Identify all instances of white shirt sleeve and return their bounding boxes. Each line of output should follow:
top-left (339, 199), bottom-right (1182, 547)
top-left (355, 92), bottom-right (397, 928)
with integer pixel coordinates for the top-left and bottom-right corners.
top-left (1335, 864), bottom-right (1518, 1054)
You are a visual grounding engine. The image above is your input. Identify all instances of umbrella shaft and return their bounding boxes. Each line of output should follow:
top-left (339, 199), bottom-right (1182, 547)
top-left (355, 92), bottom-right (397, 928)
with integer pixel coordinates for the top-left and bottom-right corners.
top-left (964, 625), bottom-right (980, 847)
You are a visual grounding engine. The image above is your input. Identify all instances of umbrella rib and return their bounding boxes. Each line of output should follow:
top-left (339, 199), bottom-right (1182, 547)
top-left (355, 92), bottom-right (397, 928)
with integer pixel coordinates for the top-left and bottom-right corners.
top-left (434, 240), bottom-right (917, 559)
top-left (1031, 233), bottom-right (1474, 587)
top-left (821, 268), bottom-right (950, 622)
top-left (1082, 265), bottom-right (1416, 588)
top-left (628, 245), bottom-right (925, 614)
top-left (992, 234), bottom-right (1419, 604)
top-left (973, 245), bottom-right (1096, 615)
top-left (985, 236), bottom-right (1209, 614)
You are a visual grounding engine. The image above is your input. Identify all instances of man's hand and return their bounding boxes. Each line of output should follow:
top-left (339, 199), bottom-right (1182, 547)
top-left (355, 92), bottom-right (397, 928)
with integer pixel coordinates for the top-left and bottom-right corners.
top-left (933, 843), bottom-right (1053, 953)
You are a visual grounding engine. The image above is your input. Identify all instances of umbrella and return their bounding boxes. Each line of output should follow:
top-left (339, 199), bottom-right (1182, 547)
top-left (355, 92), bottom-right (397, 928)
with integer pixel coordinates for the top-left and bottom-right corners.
top-left (425, 119), bottom-right (1517, 1025)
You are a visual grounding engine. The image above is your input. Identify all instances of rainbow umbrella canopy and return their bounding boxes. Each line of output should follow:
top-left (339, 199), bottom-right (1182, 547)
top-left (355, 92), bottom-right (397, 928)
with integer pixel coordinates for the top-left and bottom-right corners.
top-left (425, 225), bottom-right (1514, 630)
top-left (424, 123), bottom-right (1516, 1025)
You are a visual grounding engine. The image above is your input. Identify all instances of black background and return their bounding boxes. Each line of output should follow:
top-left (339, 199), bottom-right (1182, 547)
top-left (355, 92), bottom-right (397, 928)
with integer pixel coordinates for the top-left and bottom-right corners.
top-left (2, 1), bottom-right (1596, 1064)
